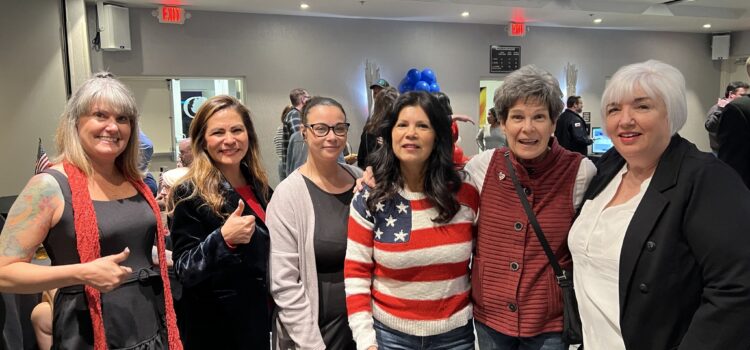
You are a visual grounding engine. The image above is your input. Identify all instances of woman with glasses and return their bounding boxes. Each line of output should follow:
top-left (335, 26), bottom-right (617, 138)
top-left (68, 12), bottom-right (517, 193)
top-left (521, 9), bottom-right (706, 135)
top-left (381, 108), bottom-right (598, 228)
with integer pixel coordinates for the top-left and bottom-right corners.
top-left (268, 96), bottom-right (362, 350)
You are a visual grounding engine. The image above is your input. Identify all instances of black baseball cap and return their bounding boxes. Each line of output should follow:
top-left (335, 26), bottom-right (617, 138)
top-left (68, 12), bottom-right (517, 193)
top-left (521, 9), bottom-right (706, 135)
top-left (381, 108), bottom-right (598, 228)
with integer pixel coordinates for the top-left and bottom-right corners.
top-left (369, 79), bottom-right (390, 89)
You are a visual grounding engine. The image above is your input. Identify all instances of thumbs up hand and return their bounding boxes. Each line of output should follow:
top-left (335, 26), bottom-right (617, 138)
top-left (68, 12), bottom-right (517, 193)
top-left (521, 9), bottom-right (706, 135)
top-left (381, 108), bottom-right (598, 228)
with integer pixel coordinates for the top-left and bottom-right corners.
top-left (220, 200), bottom-right (256, 246)
top-left (81, 247), bottom-right (133, 292)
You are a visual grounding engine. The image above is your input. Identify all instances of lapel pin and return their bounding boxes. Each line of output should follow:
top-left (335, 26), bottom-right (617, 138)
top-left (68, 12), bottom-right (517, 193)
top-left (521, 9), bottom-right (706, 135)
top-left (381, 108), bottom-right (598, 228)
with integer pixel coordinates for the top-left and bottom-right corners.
top-left (498, 171), bottom-right (506, 181)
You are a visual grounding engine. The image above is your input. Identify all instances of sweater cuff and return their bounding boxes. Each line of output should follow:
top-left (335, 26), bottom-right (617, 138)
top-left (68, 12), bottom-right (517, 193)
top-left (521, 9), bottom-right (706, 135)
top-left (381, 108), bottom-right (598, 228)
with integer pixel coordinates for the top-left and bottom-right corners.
top-left (209, 229), bottom-right (242, 262)
top-left (356, 333), bottom-right (377, 350)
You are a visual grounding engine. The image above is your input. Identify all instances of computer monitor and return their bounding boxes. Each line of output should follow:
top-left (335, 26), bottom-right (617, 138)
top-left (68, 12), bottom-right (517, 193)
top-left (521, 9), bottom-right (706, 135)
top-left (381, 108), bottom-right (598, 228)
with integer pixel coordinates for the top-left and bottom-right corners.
top-left (591, 127), bottom-right (614, 154)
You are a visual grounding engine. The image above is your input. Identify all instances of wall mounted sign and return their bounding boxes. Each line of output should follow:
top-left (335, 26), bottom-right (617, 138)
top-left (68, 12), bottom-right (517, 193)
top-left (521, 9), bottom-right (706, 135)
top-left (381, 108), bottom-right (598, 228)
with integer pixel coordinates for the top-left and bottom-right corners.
top-left (490, 45), bottom-right (521, 73)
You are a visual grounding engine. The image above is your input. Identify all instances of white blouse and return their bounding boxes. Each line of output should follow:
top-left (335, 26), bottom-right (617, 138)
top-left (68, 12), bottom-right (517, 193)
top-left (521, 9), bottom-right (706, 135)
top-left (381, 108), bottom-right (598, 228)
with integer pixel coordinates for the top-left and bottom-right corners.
top-left (568, 165), bottom-right (652, 350)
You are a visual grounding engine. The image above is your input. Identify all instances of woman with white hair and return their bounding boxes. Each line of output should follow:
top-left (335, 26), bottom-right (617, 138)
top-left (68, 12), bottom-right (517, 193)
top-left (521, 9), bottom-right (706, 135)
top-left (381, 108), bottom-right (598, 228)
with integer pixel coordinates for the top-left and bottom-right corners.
top-left (0, 72), bottom-right (181, 349)
top-left (569, 60), bottom-right (750, 349)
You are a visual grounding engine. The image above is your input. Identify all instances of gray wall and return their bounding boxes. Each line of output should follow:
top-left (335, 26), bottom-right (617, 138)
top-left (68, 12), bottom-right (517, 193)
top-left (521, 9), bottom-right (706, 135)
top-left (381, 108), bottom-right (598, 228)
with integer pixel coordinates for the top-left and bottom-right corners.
top-left (0, 0), bottom-right (67, 196)
top-left (92, 8), bottom-right (723, 185)
top-left (731, 30), bottom-right (750, 57)
top-left (1, 4), bottom-right (735, 195)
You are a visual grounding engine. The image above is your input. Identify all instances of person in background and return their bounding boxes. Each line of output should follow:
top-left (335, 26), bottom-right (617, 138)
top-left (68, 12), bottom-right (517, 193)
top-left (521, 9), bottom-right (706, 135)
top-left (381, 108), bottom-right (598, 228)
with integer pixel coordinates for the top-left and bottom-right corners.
top-left (705, 81), bottom-right (748, 155)
top-left (156, 138), bottom-right (192, 210)
top-left (432, 91), bottom-right (475, 168)
top-left (476, 107), bottom-right (506, 151)
top-left (554, 96), bottom-right (592, 156)
top-left (346, 91), bottom-right (479, 350)
top-left (274, 105), bottom-right (294, 180)
top-left (717, 93), bottom-right (750, 188)
top-left (0, 72), bottom-right (181, 349)
top-left (569, 60), bottom-right (750, 349)
top-left (465, 65), bottom-right (595, 350)
top-left (176, 137), bottom-right (194, 167)
top-left (268, 97), bottom-right (362, 350)
top-left (358, 86), bottom-right (399, 169)
top-left (369, 79), bottom-right (390, 100)
top-left (169, 95), bottom-right (272, 349)
top-left (281, 89), bottom-right (311, 181)
top-left (140, 130), bottom-right (159, 196)
top-left (30, 288), bottom-right (56, 350)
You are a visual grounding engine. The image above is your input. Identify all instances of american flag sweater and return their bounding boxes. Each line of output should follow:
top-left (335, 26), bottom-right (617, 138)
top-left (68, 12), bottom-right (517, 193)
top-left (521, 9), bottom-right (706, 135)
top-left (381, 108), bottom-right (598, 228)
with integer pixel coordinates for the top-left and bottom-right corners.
top-left (344, 182), bottom-right (479, 350)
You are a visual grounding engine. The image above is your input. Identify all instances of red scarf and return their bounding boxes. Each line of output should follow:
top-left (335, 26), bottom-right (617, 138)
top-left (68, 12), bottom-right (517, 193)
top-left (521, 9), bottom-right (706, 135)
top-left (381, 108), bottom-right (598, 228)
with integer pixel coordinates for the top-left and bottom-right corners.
top-left (64, 161), bottom-right (182, 350)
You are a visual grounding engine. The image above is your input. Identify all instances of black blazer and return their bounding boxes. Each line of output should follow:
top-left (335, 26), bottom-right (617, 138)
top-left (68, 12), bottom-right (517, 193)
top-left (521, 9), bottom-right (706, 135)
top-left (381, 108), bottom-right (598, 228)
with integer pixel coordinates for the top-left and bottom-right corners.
top-left (583, 135), bottom-right (750, 350)
top-left (170, 169), bottom-right (273, 350)
top-left (717, 95), bottom-right (750, 188)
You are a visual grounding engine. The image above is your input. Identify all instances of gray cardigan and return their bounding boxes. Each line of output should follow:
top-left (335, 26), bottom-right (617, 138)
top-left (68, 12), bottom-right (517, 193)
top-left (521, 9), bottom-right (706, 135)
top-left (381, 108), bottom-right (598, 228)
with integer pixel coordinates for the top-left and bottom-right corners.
top-left (267, 164), bottom-right (363, 350)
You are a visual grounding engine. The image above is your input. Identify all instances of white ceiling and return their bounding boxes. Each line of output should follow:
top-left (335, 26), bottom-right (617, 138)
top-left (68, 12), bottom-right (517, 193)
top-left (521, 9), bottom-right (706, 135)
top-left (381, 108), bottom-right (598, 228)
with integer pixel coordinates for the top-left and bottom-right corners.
top-left (106, 0), bottom-right (750, 33)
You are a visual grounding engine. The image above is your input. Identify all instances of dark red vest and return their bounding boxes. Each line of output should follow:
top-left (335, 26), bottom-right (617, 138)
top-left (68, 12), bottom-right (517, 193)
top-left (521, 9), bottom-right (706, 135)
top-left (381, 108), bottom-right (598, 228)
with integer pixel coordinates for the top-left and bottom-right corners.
top-left (472, 140), bottom-right (582, 337)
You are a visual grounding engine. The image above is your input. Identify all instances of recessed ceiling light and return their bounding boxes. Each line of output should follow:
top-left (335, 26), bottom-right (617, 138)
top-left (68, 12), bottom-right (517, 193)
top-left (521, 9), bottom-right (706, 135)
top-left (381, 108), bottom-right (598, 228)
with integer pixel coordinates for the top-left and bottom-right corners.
top-left (593, 18), bottom-right (602, 24)
top-left (300, 3), bottom-right (309, 9)
top-left (461, 11), bottom-right (470, 17)
top-left (703, 23), bottom-right (711, 28)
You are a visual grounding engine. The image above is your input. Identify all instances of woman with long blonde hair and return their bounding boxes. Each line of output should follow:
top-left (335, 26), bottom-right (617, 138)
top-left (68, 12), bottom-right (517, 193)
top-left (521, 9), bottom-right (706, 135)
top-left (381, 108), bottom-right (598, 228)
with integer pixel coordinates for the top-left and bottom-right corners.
top-left (168, 95), bottom-right (272, 349)
top-left (0, 72), bottom-right (181, 349)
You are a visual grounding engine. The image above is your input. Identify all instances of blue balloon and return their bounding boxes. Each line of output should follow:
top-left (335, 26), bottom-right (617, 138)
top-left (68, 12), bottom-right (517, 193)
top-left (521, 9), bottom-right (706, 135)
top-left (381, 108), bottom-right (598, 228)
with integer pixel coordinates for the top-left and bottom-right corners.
top-left (429, 82), bottom-right (440, 92)
top-left (414, 81), bottom-right (430, 92)
top-left (399, 78), bottom-right (414, 93)
top-left (421, 69), bottom-right (436, 84)
top-left (399, 82), bottom-right (411, 93)
top-left (406, 68), bottom-right (421, 84)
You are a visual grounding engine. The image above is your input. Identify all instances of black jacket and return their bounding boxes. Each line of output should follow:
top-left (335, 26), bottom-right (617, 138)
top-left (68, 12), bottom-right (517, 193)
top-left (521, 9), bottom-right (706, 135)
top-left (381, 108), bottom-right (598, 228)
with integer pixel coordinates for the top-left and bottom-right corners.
top-left (717, 95), bottom-right (750, 188)
top-left (555, 109), bottom-right (590, 156)
top-left (584, 135), bottom-right (750, 350)
top-left (170, 170), bottom-right (272, 350)
top-left (357, 131), bottom-right (380, 169)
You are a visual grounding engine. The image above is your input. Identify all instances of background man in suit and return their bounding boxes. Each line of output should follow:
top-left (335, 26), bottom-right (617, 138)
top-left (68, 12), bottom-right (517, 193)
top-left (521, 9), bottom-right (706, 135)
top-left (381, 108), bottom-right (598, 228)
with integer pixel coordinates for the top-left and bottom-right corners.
top-left (705, 81), bottom-right (748, 155)
top-left (554, 95), bottom-right (591, 155)
top-left (718, 94), bottom-right (750, 188)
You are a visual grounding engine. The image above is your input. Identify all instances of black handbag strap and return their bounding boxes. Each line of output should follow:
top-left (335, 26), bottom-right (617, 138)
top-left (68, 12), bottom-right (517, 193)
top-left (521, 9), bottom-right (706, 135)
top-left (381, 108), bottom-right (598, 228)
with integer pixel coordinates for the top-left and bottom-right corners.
top-left (503, 151), bottom-right (572, 287)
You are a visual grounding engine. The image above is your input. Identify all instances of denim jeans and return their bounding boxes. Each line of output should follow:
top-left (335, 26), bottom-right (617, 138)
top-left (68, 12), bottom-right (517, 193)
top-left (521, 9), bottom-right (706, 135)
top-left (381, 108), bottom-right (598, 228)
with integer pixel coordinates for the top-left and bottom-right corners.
top-left (374, 319), bottom-right (475, 350)
top-left (475, 320), bottom-right (565, 350)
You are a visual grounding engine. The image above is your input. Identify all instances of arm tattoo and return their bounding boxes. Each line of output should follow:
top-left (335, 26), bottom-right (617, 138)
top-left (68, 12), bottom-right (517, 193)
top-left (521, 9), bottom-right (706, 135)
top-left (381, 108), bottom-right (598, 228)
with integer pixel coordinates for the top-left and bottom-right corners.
top-left (0, 174), bottom-right (62, 259)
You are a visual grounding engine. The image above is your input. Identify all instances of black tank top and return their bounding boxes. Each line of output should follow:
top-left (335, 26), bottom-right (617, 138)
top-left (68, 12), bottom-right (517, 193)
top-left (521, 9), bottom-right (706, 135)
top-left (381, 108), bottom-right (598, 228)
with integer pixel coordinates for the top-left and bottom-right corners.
top-left (43, 169), bottom-right (167, 350)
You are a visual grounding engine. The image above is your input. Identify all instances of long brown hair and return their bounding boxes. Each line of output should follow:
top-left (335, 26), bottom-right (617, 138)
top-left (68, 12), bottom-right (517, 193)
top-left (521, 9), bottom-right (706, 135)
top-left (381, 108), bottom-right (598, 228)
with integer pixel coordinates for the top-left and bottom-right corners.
top-left (363, 86), bottom-right (398, 135)
top-left (367, 91), bottom-right (461, 223)
top-left (170, 95), bottom-right (269, 217)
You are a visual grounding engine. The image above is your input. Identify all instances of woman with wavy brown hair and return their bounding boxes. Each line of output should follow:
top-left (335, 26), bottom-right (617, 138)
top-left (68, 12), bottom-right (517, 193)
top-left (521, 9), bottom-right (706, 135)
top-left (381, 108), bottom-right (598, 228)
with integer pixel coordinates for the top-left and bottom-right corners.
top-left (357, 86), bottom-right (399, 169)
top-left (168, 95), bottom-right (272, 349)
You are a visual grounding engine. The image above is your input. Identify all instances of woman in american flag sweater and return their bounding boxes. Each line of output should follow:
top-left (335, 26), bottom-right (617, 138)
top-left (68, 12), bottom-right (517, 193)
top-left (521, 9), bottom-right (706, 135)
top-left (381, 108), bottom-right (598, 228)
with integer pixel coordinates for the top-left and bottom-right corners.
top-left (345, 91), bottom-right (479, 350)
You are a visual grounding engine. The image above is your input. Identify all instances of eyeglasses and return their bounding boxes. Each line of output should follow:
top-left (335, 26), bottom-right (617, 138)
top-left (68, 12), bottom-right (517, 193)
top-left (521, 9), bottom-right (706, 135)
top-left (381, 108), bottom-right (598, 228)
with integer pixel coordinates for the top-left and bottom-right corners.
top-left (305, 123), bottom-right (350, 137)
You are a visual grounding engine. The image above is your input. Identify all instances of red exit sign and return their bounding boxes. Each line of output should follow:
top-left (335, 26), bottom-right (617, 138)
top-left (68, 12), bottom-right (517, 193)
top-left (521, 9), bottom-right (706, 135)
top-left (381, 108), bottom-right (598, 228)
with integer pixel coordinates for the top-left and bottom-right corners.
top-left (508, 22), bottom-right (526, 37)
top-left (158, 6), bottom-right (185, 24)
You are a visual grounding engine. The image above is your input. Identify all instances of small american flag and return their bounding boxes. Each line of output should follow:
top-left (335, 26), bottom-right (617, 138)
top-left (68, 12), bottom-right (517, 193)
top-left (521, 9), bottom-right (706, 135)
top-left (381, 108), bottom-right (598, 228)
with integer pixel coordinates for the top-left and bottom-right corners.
top-left (357, 189), bottom-right (412, 244)
top-left (35, 138), bottom-right (51, 174)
